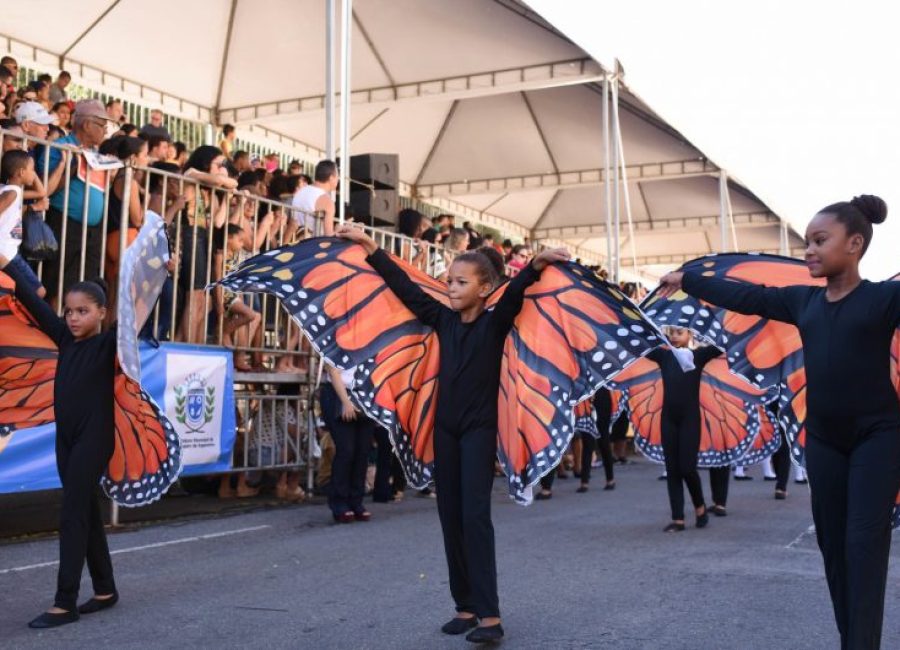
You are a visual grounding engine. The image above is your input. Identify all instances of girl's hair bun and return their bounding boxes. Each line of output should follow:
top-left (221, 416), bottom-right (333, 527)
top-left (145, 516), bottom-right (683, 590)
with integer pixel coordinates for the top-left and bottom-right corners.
top-left (850, 194), bottom-right (887, 225)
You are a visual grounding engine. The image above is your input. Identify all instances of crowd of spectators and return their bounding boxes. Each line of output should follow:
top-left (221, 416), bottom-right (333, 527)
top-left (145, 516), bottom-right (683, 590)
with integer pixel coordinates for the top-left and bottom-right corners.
top-left (2, 55), bottom-right (648, 512)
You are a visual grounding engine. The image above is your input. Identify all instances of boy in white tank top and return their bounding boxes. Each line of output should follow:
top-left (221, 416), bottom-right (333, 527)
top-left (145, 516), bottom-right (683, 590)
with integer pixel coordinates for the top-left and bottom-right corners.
top-left (291, 159), bottom-right (338, 236)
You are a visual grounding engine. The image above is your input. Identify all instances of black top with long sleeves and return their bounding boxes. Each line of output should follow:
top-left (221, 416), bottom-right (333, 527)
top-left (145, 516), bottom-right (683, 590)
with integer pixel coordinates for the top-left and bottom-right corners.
top-left (647, 346), bottom-right (722, 419)
top-left (15, 284), bottom-right (116, 443)
top-left (366, 249), bottom-right (540, 434)
top-left (683, 272), bottom-right (900, 443)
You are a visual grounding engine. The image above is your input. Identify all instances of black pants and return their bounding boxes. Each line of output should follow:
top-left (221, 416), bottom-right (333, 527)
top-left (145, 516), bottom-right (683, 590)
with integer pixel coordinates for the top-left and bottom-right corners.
top-left (661, 412), bottom-right (705, 520)
top-left (372, 427), bottom-right (394, 502)
top-left (320, 384), bottom-right (374, 516)
top-left (54, 426), bottom-right (116, 611)
top-left (709, 466), bottom-right (730, 507)
top-left (773, 438), bottom-right (792, 492)
top-left (579, 432), bottom-right (614, 484)
top-left (805, 426), bottom-right (900, 650)
top-left (44, 207), bottom-right (103, 301)
top-left (434, 426), bottom-right (499, 619)
top-left (609, 413), bottom-right (629, 442)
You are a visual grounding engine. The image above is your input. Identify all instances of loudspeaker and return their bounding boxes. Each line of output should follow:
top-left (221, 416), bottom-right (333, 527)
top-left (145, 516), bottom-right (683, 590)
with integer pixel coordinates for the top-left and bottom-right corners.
top-left (350, 153), bottom-right (398, 190)
top-left (350, 189), bottom-right (398, 225)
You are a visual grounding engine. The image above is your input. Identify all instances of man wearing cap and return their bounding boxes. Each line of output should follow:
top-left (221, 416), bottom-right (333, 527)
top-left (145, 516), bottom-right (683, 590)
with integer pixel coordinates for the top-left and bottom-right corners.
top-left (37, 99), bottom-right (117, 304)
top-left (14, 101), bottom-right (70, 196)
top-left (14, 101), bottom-right (57, 142)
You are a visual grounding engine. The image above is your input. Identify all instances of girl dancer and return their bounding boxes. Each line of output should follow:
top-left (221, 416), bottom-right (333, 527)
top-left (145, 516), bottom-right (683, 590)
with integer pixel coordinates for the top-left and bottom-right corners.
top-left (646, 326), bottom-right (720, 532)
top-left (338, 224), bottom-right (569, 643)
top-left (7, 276), bottom-right (121, 628)
top-left (659, 195), bottom-right (899, 649)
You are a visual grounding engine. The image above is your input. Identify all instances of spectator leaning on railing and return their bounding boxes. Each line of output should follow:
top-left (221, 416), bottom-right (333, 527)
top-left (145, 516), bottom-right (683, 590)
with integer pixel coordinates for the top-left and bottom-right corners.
top-left (37, 99), bottom-right (118, 305)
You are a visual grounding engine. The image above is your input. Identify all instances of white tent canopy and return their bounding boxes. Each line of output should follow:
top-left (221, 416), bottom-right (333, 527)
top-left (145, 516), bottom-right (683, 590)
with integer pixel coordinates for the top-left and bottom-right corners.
top-left (1, 0), bottom-right (804, 269)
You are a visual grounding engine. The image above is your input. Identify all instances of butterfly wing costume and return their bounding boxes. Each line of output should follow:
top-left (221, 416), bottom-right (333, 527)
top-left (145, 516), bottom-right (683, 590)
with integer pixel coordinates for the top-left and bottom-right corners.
top-left (644, 254), bottom-right (899, 525)
top-left (215, 237), bottom-right (664, 503)
top-left (0, 212), bottom-right (181, 506)
top-left (608, 354), bottom-right (777, 467)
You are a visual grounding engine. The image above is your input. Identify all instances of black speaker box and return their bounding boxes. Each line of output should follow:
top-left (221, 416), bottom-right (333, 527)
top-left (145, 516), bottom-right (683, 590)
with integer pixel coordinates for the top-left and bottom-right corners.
top-left (349, 189), bottom-right (398, 225)
top-left (350, 153), bottom-right (398, 190)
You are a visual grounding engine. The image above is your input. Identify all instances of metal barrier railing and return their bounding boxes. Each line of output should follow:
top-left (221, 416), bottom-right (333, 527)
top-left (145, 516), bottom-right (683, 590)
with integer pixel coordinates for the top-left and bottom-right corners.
top-left (0, 127), bottom-right (475, 489)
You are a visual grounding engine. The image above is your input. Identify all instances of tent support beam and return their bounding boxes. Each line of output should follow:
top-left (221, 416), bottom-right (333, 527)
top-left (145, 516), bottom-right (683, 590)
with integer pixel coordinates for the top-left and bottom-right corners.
top-left (635, 248), bottom-right (806, 266)
top-left (60, 0), bottom-right (122, 61)
top-left (213, 0), bottom-right (239, 120)
top-left (413, 100), bottom-right (459, 187)
top-left (351, 107), bottom-right (389, 140)
top-left (529, 189), bottom-right (563, 238)
top-left (521, 91), bottom-right (559, 176)
top-left (414, 160), bottom-right (718, 198)
top-left (532, 212), bottom-right (779, 239)
top-left (352, 10), bottom-right (397, 91)
top-left (217, 58), bottom-right (603, 124)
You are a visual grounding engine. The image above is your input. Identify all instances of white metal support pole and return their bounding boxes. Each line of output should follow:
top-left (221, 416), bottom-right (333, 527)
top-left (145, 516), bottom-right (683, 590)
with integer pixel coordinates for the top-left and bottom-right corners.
top-left (718, 172), bottom-right (729, 252)
top-left (325, 0), bottom-right (336, 160)
top-left (610, 75), bottom-right (621, 283)
top-left (338, 0), bottom-right (352, 225)
top-left (602, 75), bottom-right (612, 276)
top-left (614, 117), bottom-right (638, 273)
top-left (780, 220), bottom-right (790, 255)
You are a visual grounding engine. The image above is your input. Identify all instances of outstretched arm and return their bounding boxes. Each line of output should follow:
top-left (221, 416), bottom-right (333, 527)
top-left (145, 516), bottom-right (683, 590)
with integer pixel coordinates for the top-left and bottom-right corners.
top-left (338, 224), bottom-right (447, 329)
top-left (658, 271), bottom-right (802, 324)
top-left (7, 266), bottom-right (67, 345)
top-left (493, 248), bottom-right (570, 333)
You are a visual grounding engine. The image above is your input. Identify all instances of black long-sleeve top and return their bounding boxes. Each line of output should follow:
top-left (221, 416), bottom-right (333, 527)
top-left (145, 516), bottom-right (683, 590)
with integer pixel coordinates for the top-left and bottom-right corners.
top-left (367, 249), bottom-right (541, 434)
top-left (683, 272), bottom-right (900, 443)
top-left (15, 284), bottom-right (116, 442)
top-left (647, 345), bottom-right (722, 419)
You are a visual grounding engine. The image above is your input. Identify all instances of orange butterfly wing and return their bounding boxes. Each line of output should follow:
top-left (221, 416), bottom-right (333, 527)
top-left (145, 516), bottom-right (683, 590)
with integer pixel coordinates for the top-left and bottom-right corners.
top-left (0, 274), bottom-right (57, 452)
top-left (496, 265), bottom-right (664, 501)
top-left (217, 238), bottom-right (450, 488)
top-left (698, 358), bottom-right (778, 467)
top-left (99, 366), bottom-right (183, 506)
top-left (607, 357), bottom-right (664, 463)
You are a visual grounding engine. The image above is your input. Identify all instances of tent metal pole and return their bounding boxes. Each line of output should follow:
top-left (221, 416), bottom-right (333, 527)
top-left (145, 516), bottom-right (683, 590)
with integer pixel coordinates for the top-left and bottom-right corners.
top-left (325, 0), bottom-right (336, 160)
top-left (780, 220), bottom-right (790, 255)
top-left (718, 172), bottom-right (729, 252)
top-left (602, 76), bottom-right (612, 275)
top-left (338, 0), bottom-right (352, 224)
top-left (610, 75), bottom-right (621, 283)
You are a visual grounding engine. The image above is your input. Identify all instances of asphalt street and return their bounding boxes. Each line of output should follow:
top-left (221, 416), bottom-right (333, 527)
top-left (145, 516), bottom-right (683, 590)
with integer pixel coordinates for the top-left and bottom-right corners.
top-left (2, 460), bottom-right (898, 649)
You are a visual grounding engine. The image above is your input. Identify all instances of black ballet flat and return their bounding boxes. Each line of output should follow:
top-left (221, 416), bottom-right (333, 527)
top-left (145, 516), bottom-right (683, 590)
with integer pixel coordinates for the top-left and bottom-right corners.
top-left (734, 475), bottom-right (753, 481)
top-left (603, 481), bottom-right (616, 491)
top-left (764, 476), bottom-right (776, 481)
top-left (442, 616), bottom-right (478, 635)
top-left (774, 490), bottom-right (787, 500)
top-left (711, 505), bottom-right (727, 517)
top-left (663, 522), bottom-right (685, 533)
top-left (696, 509), bottom-right (710, 528)
top-left (466, 623), bottom-right (504, 644)
top-left (28, 610), bottom-right (79, 628)
top-left (78, 592), bottom-right (119, 614)
top-left (576, 485), bottom-right (589, 493)
top-left (534, 491), bottom-right (553, 501)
